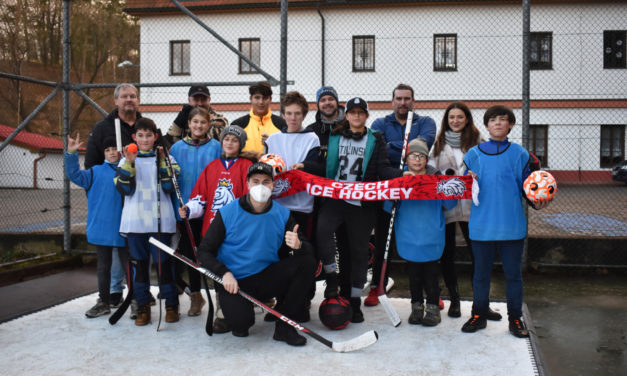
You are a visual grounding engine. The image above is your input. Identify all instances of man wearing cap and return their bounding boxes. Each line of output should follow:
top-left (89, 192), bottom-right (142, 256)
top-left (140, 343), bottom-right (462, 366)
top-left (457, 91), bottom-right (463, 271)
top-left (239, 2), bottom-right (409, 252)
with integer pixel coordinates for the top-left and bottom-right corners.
top-left (298, 97), bottom-right (412, 323)
top-left (165, 85), bottom-right (229, 145)
top-left (197, 162), bottom-right (315, 346)
top-left (304, 86), bottom-right (344, 156)
top-left (365, 83), bottom-right (437, 307)
top-left (231, 81), bottom-right (287, 154)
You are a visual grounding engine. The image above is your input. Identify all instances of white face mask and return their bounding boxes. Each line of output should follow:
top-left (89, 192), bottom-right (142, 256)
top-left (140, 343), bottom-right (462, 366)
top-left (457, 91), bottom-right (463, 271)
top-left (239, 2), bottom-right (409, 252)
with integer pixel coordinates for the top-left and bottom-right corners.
top-left (249, 184), bottom-right (272, 203)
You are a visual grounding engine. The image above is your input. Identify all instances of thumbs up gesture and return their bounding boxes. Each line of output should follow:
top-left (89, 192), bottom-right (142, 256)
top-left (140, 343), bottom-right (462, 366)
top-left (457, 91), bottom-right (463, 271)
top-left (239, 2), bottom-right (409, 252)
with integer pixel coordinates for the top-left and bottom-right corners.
top-left (285, 224), bottom-right (301, 250)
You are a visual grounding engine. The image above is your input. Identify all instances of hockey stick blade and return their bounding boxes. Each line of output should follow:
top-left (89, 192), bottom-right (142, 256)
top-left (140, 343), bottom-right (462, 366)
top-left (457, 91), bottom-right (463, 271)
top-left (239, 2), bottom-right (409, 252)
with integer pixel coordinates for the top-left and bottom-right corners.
top-left (109, 260), bottom-right (134, 325)
top-left (149, 237), bottom-right (378, 352)
top-left (378, 294), bottom-right (401, 327)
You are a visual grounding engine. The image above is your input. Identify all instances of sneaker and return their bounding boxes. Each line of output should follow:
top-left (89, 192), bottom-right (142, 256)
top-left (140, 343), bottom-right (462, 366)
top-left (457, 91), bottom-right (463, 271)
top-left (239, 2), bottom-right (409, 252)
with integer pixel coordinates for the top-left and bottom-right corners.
top-left (461, 315), bottom-right (487, 333)
top-left (109, 293), bottom-right (123, 308)
top-left (130, 299), bottom-right (138, 320)
top-left (135, 304), bottom-right (151, 326)
top-left (187, 292), bottom-right (206, 316)
top-left (213, 317), bottom-right (231, 334)
top-left (509, 318), bottom-right (530, 338)
top-left (232, 328), bottom-right (249, 338)
top-left (349, 297), bottom-right (364, 323)
top-left (364, 288), bottom-right (379, 307)
top-left (438, 296), bottom-right (445, 310)
top-left (408, 302), bottom-right (424, 325)
top-left (273, 321), bottom-right (306, 346)
top-left (85, 299), bottom-right (111, 318)
top-left (422, 303), bottom-right (441, 327)
top-left (487, 307), bottom-right (502, 321)
top-left (165, 305), bottom-right (179, 323)
top-left (324, 272), bottom-right (339, 299)
top-left (448, 298), bottom-right (461, 318)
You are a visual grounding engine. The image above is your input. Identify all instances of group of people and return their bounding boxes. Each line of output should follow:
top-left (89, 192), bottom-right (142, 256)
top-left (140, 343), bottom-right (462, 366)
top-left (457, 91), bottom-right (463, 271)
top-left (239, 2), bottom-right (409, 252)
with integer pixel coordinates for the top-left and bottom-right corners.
top-left (66, 80), bottom-right (548, 348)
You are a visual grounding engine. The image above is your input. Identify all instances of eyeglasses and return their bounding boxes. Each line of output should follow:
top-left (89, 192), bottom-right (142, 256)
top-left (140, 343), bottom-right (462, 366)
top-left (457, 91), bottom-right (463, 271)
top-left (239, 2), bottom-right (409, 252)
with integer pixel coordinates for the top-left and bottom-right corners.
top-left (407, 154), bottom-right (427, 161)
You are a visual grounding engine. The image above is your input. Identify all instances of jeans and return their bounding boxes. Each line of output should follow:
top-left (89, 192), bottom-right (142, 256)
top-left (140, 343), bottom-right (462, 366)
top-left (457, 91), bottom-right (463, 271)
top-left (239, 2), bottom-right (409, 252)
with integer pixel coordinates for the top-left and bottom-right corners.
top-left (110, 248), bottom-right (126, 294)
top-left (471, 239), bottom-right (524, 319)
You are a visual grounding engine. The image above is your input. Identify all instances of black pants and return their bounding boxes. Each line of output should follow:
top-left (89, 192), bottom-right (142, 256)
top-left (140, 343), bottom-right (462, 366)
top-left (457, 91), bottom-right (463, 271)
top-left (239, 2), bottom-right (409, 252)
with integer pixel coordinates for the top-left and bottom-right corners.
top-left (316, 199), bottom-right (376, 292)
top-left (371, 209), bottom-right (395, 289)
top-left (441, 221), bottom-right (472, 297)
top-left (96, 245), bottom-right (129, 304)
top-left (407, 260), bottom-right (440, 305)
top-left (176, 219), bottom-right (203, 292)
top-left (218, 252), bottom-right (316, 333)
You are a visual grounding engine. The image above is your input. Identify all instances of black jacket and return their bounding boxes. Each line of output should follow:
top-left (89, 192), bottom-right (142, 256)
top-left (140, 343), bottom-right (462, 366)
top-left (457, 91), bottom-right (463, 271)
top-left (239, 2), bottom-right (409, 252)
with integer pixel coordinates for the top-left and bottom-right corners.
top-left (84, 109), bottom-right (140, 169)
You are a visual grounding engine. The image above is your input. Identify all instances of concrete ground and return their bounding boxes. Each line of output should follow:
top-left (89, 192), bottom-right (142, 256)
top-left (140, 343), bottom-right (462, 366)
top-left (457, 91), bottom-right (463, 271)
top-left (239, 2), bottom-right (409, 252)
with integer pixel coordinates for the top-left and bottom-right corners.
top-left (1, 265), bottom-right (625, 375)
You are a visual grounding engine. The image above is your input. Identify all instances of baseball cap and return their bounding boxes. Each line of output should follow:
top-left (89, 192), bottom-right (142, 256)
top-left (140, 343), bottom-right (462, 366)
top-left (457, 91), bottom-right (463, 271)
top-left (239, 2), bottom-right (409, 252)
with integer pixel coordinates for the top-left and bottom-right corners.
top-left (247, 162), bottom-right (274, 179)
top-left (345, 97), bottom-right (369, 114)
top-left (188, 85), bottom-right (210, 97)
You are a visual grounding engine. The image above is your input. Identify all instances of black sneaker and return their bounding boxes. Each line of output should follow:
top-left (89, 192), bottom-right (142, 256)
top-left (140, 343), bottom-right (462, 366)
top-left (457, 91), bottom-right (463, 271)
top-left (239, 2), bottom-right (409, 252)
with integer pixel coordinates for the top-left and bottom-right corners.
top-left (509, 318), bottom-right (530, 338)
top-left (350, 297), bottom-right (364, 323)
top-left (447, 298), bottom-right (461, 318)
top-left (461, 315), bottom-right (487, 333)
top-left (273, 322), bottom-right (306, 346)
top-left (487, 307), bottom-right (502, 321)
top-left (232, 328), bottom-right (249, 337)
top-left (109, 293), bottom-right (123, 308)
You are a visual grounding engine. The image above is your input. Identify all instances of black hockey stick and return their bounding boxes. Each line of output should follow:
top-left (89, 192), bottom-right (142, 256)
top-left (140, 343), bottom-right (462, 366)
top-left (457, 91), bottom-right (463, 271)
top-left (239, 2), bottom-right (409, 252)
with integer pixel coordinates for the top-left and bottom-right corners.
top-left (160, 140), bottom-right (214, 335)
top-left (109, 258), bottom-right (135, 325)
top-left (149, 237), bottom-right (379, 352)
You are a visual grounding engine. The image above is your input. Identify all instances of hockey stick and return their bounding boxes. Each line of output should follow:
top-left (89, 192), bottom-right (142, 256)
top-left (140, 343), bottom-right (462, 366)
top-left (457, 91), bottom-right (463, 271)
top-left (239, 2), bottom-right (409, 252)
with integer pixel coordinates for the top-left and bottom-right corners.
top-left (149, 237), bottom-right (379, 352)
top-left (160, 139), bottom-right (215, 335)
top-left (376, 111), bottom-right (414, 327)
top-left (109, 258), bottom-right (135, 325)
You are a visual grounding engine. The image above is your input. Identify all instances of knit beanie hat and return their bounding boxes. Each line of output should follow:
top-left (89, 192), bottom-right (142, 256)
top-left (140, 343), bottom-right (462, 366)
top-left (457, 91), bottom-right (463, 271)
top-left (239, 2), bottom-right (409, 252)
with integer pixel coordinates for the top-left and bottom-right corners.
top-left (220, 125), bottom-right (247, 152)
top-left (316, 86), bottom-right (339, 104)
top-left (407, 137), bottom-right (429, 158)
top-left (103, 136), bottom-right (117, 151)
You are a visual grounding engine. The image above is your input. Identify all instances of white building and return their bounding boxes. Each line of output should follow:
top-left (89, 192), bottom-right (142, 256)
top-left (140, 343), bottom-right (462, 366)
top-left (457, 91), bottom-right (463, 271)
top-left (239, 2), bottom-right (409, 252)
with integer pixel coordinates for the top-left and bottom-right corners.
top-left (0, 124), bottom-right (85, 189)
top-left (124, 0), bottom-right (627, 183)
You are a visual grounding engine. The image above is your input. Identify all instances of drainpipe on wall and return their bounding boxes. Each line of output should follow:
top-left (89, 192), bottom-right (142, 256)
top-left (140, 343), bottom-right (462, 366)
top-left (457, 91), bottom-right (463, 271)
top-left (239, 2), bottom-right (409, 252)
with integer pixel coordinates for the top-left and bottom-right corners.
top-left (317, 3), bottom-right (326, 87)
top-left (33, 152), bottom-right (47, 189)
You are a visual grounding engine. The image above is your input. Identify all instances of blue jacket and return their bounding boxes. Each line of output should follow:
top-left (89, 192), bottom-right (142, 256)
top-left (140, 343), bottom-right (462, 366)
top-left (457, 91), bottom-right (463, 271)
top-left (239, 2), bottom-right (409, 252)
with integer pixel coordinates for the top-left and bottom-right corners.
top-left (65, 152), bottom-right (125, 247)
top-left (169, 137), bottom-right (221, 220)
top-left (371, 112), bottom-right (436, 168)
top-left (464, 139), bottom-right (531, 241)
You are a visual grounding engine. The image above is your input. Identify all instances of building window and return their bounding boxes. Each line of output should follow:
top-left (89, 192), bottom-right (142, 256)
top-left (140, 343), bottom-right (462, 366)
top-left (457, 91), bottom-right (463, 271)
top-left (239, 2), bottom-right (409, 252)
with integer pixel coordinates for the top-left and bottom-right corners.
top-left (170, 40), bottom-right (190, 76)
top-left (600, 125), bottom-right (625, 168)
top-left (433, 34), bottom-right (457, 71)
top-left (530, 125), bottom-right (548, 167)
top-left (352, 36), bottom-right (375, 72)
top-left (239, 38), bottom-right (260, 74)
top-left (530, 32), bottom-right (552, 69)
top-left (604, 30), bottom-right (626, 69)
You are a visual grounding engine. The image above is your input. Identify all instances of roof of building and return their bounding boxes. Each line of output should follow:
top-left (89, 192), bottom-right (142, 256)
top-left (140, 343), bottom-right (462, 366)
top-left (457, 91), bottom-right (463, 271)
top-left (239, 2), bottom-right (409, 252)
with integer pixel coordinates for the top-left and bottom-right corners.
top-left (124, 0), bottom-right (615, 15)
top-left (0, 124), bottom-right (83, 154)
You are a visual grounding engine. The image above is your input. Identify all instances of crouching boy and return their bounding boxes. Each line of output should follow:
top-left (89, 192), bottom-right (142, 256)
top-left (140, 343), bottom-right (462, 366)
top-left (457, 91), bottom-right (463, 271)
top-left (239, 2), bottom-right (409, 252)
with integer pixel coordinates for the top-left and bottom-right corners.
top-left (197, 162), bottom-right (315, 346)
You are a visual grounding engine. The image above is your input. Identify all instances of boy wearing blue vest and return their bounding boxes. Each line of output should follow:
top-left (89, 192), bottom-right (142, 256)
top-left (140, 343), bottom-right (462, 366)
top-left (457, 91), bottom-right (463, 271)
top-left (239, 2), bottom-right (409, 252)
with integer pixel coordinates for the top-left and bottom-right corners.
top-left (115, 118), bottom-right (180, 326)
top-left (197, 162), bottom-right (315, 346)
top-left (65, 134), bottom-right (128, 318)
top-left (393, 138), bottom-right (457, 327)
top-left (462, 105), bottom-right (549, 338)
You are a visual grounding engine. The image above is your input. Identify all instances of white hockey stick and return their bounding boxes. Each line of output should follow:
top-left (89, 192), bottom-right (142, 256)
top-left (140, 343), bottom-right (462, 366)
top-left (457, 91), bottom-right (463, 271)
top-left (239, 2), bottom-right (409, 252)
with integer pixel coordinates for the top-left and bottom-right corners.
top-left (149, 237), bottom-right (379, 352)
top-left (376, 110), bottom-right (414, 327)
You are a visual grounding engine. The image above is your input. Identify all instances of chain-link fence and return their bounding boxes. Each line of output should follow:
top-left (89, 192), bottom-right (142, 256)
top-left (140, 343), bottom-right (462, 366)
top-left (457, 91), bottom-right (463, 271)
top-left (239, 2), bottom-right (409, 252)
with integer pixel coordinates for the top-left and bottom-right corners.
top-left (1, 1), bottom-right (625, 267)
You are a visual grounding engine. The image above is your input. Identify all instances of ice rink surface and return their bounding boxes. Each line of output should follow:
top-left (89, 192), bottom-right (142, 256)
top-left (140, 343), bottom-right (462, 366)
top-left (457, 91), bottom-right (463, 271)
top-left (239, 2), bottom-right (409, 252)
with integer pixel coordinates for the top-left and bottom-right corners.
top-left (0, 283), bottom-right (538, 376)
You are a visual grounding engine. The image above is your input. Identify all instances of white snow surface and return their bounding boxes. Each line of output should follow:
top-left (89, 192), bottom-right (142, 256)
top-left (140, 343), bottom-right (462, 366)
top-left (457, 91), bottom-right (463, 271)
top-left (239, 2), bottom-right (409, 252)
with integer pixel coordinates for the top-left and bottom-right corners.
top-left (0, 284), bottom-right (537, 376)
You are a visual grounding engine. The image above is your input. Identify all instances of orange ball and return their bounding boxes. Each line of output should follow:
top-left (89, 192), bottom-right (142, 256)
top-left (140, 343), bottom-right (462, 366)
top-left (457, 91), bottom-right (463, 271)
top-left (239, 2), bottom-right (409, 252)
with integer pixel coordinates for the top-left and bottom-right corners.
top-left (127, 143), bottom-right (137, 153)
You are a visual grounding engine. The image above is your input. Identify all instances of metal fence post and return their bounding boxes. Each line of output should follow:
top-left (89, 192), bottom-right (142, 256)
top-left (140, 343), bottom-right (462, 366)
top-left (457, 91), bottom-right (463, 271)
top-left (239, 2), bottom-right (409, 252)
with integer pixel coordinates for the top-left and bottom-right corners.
top-left (62, 0), bottom-right (71, 254)
top-left (280, 0), bottom-right (288, 102)
top-left (522, 0), bottom-right (531, 269)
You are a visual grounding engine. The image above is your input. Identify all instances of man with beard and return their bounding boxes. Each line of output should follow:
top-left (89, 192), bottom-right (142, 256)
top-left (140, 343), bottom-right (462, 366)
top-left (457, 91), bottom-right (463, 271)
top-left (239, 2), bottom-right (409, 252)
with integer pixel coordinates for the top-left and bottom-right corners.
top-left (304, 86), bottom-right (344, 156)
top-left (85, 84), bottom-right (141, 169)
top-left (365, 83), bottom-right (436, 307)
top-left (165, 85), bottom-right (229, 145)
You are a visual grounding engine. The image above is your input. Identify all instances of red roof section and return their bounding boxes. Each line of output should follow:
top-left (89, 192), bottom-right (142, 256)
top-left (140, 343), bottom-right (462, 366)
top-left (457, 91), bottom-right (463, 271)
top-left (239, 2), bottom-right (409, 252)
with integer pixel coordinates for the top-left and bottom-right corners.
top-left (0, 124), bottom-right (82, 153)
